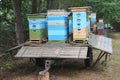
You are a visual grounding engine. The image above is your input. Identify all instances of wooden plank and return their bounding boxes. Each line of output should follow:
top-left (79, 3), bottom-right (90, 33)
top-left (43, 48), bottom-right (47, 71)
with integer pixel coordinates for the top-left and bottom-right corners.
top-left (88, 33), bottom-right (112, 54)
top-left (59, 47), bottom-right (80, 58)
top-left (71, 9), bottom-right (87, 12)
top-left (40, 47), bottom-right (61, 57)
top-left (15, 42), bottom-right (88, 59)
top-left (70, 7), bottom-right (89, 12)
top-left (32, 47), bottom-right (42, 57)
top-left (15, 47), bottom-right (28, 57)
top-left (47, 9), bottom-right (66, 15)
top-left (79, 47), bottom-right (88, 59)
top-left (22, 47), bottom-right (41, 57)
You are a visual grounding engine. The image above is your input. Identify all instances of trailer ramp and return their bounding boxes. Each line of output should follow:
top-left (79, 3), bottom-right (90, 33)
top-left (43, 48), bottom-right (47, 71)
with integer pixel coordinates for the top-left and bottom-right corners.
top-left (15, 42), bottom-right (88, 59)
top-left (88, 33), bottom-right (112, 54)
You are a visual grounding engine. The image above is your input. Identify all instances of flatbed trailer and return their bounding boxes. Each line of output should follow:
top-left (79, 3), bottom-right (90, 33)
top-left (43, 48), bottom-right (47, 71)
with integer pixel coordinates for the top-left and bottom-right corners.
top-left (15, 33), bottom-right (112, 75)
top-left (14, 7), bottom-right (113, 75)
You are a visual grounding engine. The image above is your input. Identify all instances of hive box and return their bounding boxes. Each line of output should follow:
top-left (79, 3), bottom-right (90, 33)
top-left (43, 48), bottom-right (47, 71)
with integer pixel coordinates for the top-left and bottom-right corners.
top-left (71, 7), bottom-right (89, 41)
top-left (47, 12), bottom-right (68, 41)
top-left (27, 14), bottom-right (47, 41)
top-left (87, 20), bottom-right (90, 32)
top-left (90, 13), bottom-right (97, 32)
top-left (73, 27), bottom-right (88, 40)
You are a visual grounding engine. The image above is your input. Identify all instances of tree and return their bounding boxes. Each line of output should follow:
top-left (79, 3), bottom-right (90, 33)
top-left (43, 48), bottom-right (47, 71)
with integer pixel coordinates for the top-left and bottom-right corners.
top-left (12, 0), bottom-right (24, 44)
top-left (32, 0), bottom-right (37, 13)
top-left (86, 0), bottom-right (120, 31)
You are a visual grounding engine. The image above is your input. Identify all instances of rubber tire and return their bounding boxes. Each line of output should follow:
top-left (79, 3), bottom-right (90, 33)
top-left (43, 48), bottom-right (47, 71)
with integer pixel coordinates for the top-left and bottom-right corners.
top-left (84, 47), bottom-right (93, 67)
top-left (35, 58), bottom-right (45, 67)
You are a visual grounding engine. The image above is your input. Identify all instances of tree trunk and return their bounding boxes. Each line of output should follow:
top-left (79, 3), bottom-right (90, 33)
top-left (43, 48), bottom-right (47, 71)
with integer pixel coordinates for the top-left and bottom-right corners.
top-left (12, 0), bottom-right (24, 44)
top-left (47, 0), bottom-right (50, 9)
top-left (32, 0), bottom-right (38, 13)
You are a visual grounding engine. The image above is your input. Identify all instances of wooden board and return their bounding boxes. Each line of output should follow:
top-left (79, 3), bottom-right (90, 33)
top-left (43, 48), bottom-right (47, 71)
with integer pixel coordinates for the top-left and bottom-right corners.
top-left (47, 9), bottom-right (66, 15)
top-left (15, 42), bottom-right (88, 59)
top-left (70, 7), bottom-right (89, 12)
top-left (71, 8), bottom-right (87, 12)
top-left (88, 33), bottom-right (112, 54)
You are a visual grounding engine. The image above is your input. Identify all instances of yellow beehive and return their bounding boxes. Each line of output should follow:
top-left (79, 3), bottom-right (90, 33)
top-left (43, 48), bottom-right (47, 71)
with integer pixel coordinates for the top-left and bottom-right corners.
top-left (73, 27), bottom-right (88, 41)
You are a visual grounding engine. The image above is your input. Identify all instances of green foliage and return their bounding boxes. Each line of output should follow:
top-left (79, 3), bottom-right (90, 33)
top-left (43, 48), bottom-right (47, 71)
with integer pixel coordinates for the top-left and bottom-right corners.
top-left (0, 59), bottom-right (13, 70)
top-left (58, 0), bottom-right (86, 9)
top-left (0, 0), bottom-right (15, 52)
top-left (5, 62), bottom-right (13, 69)
top-left (71, 0), bottom-right (86, 7)
top-left (0, 1), bottom-right (14, 31)
top-left (86, 0), bottom-right (120, 23)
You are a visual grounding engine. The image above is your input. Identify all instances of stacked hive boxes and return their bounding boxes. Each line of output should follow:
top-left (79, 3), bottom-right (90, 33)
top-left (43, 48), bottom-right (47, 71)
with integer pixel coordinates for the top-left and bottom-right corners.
top-left (97, 19), bottom-right (105, 35)
top-left (47, 10), bottom-right (68, 41)
top-left (71, 7), bottom-right (89, 41)
top-left (27, 14), bottom-right (47, 41)
top-left (90, 13), bottom-right (97, 32)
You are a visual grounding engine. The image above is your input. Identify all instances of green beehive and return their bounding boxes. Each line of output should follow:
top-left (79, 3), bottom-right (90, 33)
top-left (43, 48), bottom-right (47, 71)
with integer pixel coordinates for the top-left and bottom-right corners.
top-left (27, 14), bottom-right (47, 41)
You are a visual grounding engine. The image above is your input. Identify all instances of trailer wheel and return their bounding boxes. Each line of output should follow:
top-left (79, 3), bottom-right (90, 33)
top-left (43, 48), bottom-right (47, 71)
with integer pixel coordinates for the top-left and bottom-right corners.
top-left (84, 47), bottom-right (93, 67)
top-left (35, 58), bottom-right (45, 67)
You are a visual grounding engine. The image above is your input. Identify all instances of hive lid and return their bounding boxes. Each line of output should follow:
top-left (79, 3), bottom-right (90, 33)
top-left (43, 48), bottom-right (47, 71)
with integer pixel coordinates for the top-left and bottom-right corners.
top-left (70, 7), bottom-right (91, 12)
top-left (27, 13), bottom-right (46, 19)
top-left (47, 9), bottom-right (67, 15)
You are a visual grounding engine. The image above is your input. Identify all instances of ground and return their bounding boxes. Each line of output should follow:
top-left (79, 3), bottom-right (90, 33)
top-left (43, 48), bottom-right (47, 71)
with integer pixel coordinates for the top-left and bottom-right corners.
top-left (0, 30), bottom-right (120, 80)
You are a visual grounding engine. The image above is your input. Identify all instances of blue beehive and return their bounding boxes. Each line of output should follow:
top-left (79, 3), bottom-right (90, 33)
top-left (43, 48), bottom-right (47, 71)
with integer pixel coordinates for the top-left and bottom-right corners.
top-left (87, 20), bottom-right (90, 32)
top-left (90, 13), bottom-right (97, 28)
top-left (69, 20), bottom-right (73, 33)
top-left (72, 11), bottom-right (88, 41)
top-left (90, 13), bottom-right (96, 23)
top-left (73, 12), bottom-right (87, 29)
top-left (47, 15), bottom-right (68, 41)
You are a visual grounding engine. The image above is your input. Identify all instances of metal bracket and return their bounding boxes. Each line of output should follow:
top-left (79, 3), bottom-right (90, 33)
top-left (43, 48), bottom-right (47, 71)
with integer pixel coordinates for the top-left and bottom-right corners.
top-left (93, 51), bottom-right (110, 66)
top-left (39, 60), bottom-right (54, 75)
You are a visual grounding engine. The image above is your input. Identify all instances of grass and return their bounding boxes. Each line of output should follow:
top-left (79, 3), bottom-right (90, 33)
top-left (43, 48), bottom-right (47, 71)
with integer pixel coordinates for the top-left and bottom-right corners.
top-left (104, 31), bottom-right (120, 80)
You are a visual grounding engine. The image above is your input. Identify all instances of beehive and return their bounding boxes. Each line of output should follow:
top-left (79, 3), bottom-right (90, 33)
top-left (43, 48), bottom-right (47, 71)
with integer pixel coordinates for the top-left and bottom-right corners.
top-left (87, 20), bottom-right (90, 32)
top-left (96, 19), bottom-right (105, 35)
top-left (90, 13), bottom-right (97, 32)
top-left (47, 10), bottom-right (68, 41)
top-left (27, 14), bottom-right (47, 41)
top-left (71, 7), bottom-right (89, 41)
top-left (69, 20), bottom-right (73, 33)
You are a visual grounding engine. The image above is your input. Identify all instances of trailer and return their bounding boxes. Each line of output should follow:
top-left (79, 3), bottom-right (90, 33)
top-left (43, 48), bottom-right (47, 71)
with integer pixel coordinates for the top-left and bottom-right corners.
top-left (15, 7), bottom-right (112, 75)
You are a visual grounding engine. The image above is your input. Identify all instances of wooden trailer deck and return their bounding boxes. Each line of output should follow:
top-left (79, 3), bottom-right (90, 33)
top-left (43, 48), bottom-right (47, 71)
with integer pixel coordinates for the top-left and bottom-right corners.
top-left (15, 42), bottom-right (88, 59)
top-left (15, 33), bottom-right (112, 59)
